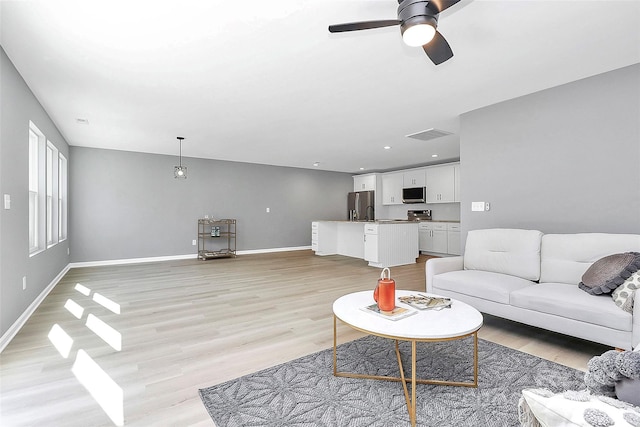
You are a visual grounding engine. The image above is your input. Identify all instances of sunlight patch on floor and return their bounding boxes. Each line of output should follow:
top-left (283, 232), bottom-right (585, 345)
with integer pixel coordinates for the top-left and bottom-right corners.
top-left (75, 283), bottom-right (91, 296)
top-left (46, 281), bottom-right (125, 425)
top-left (72, 350), bottom-right (124, 426)
top-left (47, 324), bottom-right (73, 358)
top-left (64, 298), bottom-right (84, 319)
top-left (86, 314), bottom-right (122, 351)
top-left (93, 293), bottom-right (121, 314)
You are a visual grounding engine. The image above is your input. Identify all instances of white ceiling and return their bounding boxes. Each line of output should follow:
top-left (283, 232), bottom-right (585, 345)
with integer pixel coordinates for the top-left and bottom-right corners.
top-left (2, 0), bottom-right (639, 173)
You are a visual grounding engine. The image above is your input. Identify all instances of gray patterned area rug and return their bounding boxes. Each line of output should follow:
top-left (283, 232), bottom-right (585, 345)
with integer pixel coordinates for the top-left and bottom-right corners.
top-left (199, 335), bottom-right (585, 426)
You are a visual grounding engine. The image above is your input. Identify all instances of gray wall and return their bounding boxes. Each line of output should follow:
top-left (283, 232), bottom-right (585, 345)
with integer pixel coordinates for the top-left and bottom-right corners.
top-left (70, 147), bottom-right (353, 262)
top-left (459, 64), bottom-right (640, 242)
top-left (0, 47), bottom-right (71, 337)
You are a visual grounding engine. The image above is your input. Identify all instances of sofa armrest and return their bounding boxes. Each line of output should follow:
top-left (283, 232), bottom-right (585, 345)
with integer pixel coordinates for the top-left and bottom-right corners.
top-left (425, 256), bottom-right (464, 293)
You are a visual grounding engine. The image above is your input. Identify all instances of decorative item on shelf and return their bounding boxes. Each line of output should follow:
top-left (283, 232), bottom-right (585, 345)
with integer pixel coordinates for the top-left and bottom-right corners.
top-left (373, 267), bottom-right (395, 312)
top-left (174, 136), bottom-right (187, 179)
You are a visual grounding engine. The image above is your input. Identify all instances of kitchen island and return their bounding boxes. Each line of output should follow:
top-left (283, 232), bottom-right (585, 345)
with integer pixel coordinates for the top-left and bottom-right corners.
top-left (311, 220), bottom-right (419, 268)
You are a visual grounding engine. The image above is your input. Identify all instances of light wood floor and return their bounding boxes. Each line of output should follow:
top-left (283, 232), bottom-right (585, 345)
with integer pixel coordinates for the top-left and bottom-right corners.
top-left (0, 251), bottom-right (609, 426)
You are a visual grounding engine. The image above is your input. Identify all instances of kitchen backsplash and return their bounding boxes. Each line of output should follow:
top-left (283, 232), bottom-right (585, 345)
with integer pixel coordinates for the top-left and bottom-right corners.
top-left (385, 203), bottom-right (461, 221)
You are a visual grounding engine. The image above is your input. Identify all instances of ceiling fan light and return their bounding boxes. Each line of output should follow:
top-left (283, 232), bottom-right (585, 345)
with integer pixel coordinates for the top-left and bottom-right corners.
top-left (402, 23), bottom-right (436, 47)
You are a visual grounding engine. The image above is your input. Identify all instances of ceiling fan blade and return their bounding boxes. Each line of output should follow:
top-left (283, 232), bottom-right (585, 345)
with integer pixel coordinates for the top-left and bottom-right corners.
top-left (422, 30), bottom-right (453, 65)
top-left (427, 0), bottom-right (462, 14)
top-left (329, 20), bottom-right (400, 33)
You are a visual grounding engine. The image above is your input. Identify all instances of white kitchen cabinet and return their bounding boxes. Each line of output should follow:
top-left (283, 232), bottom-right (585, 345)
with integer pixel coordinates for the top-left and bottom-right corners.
top-left (365, 222), bottom-right (418, 268)
top-left (426, 165), bottom-right (456, 203)
top-left (447, 223), bottom-right (461, 255)
top-left (353, 174), bottom-right (376, 191)
top-left (454, 164), bottom-right (461, 202)
top-left (418, 223), bottom-right (430, 252)
top-left (311, 222), bottom-right (318, 252)
top-left (311, 221), bottom-right (338, 255)
top-left (403, 169), bottom-right (426, 188)
top-left (432, 224), bottom-right (448, 253)
top-left (363, 224), bottom-right (379, 263)
top-left (419, 222), bottom-right (459, 254)
top-left (382, 172), bottom-right (404, 205)
top-left (418, 222), bottom-right (447, 253)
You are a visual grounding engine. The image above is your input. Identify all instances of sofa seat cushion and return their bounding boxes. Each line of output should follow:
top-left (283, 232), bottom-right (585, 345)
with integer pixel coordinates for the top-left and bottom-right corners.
top-left (432, 270), bottom-right (534, 305)
top-left (510, 283), bottom-right (632, 331)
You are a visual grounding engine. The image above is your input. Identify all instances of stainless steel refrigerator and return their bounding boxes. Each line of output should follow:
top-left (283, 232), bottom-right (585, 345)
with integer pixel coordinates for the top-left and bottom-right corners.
top-left (347, 191), bottom-right (375, 221)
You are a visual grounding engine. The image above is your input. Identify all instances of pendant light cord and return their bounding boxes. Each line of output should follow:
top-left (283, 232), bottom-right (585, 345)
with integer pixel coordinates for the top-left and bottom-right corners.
top-left (177, 137), bottom-right (185, 167)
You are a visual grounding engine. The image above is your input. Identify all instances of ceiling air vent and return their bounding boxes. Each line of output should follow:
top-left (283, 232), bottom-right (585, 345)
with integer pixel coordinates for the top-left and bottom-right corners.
top-left (405, 128), bottom-right (452, 141)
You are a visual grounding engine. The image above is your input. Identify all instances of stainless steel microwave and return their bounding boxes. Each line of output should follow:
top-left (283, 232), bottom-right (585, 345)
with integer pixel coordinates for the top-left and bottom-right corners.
top-left (402, 187), bottom-right (426, 204)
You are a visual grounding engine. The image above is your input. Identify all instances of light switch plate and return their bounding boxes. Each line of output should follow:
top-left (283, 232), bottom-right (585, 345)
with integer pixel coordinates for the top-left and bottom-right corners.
top-left (471, 201), bottom-right (484, 212)
top-left (3, 194), bottom-right (10, 210)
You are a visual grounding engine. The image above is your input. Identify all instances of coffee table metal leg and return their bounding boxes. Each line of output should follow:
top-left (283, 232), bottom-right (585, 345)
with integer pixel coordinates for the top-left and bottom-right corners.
top-left (411, 340), bottom-right (417, 426)
top-left (394, 341), bottom-right (411, 421)
top-left (473, 330), bottom-right (478, 386)
top-left (333, 315), bottom-right (337, 376)
top-left (394, 339), bottom-right (417, 426)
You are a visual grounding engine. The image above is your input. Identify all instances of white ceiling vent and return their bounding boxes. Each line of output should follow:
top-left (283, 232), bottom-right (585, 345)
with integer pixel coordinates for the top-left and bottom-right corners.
top-left (405, 128), bottom-right (452, 141)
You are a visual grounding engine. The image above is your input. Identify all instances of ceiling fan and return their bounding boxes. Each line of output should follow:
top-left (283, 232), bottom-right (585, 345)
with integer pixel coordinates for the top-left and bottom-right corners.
top-left (328, 0), bottom-right (461, 65)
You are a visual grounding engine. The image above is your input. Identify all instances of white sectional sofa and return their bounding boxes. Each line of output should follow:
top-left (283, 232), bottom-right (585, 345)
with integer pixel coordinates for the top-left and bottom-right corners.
top-left (425, 229), bottom-right (640, 350)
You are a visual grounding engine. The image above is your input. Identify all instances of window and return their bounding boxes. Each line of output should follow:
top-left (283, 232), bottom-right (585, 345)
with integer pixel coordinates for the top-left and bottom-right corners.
top-left (29, 121), bottom-right (67, 254)
top-left (58, 153), bottom-right (68, 241)
top-left (29, 123), bottom-right (43, 253)
top-left (46, 142), bottom-right (56, 247)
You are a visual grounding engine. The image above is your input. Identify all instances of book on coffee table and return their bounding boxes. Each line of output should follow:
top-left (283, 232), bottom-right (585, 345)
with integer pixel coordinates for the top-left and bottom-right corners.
top-left (360, 304), bottom-right (416, 321)
top-left (398, 294), bottom-right (452, 310)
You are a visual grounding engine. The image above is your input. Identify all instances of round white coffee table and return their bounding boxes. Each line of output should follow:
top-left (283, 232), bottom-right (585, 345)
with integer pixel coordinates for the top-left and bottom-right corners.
top-left (332, 290), bottom-right (483, 427)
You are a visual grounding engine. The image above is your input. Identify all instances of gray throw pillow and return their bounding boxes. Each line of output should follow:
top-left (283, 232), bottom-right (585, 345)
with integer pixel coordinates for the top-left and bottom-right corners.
top-left (616, 377), bottom-right (640, 406)
top-left (578, 252), bottom-right (640, 295)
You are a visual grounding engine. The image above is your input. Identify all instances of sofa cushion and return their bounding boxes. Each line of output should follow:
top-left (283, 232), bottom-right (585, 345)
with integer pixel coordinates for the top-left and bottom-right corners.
top-left (612, 271), bottom-right (640, 314)
top-left (540, 233), bottom-right (640, 285)
top-left (578, 252), bottom-right (640, 295)
top-left (463, 229), bottom-right (543, 281)
top-left (510, 283), bottom-right (632, 331)
top-left (432, 270), bottom-right (534, 305)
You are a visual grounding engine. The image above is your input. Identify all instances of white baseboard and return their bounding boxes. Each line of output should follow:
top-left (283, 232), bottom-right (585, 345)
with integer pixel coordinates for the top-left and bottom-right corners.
top-left (0, 246), bottom-right (312, 352)
top-left (0, 264), bottom-right (71, 353)
top-left (69, 246), bottom-right (312, 268)
top-left (68, 253), bottom-right (198, 268)
top-left (237, 246), bottom-right (311, 255)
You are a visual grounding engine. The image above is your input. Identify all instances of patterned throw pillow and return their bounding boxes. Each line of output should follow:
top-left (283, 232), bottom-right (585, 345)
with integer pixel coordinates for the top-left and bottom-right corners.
top-left (612, 270), bottom-right (640, 313)
top-left (519, 388), bottom-right (640, 427)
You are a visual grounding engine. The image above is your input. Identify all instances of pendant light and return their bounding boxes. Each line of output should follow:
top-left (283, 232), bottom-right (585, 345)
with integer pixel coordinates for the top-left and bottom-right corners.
top-left (174, 137), bottom-right (187, 179)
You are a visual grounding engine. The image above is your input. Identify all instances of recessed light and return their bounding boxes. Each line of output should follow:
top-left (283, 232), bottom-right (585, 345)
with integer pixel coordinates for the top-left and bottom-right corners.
top-left (313, 162), bottom-right (320, 167)
top-left (76, 118), bottom-right (89, 124)
top-left (384, 146), bottom-right (392, 150)
top-left (359, 167), bottom-right (365, 170)
top-left (431, 154), bottom-right (438, 158)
